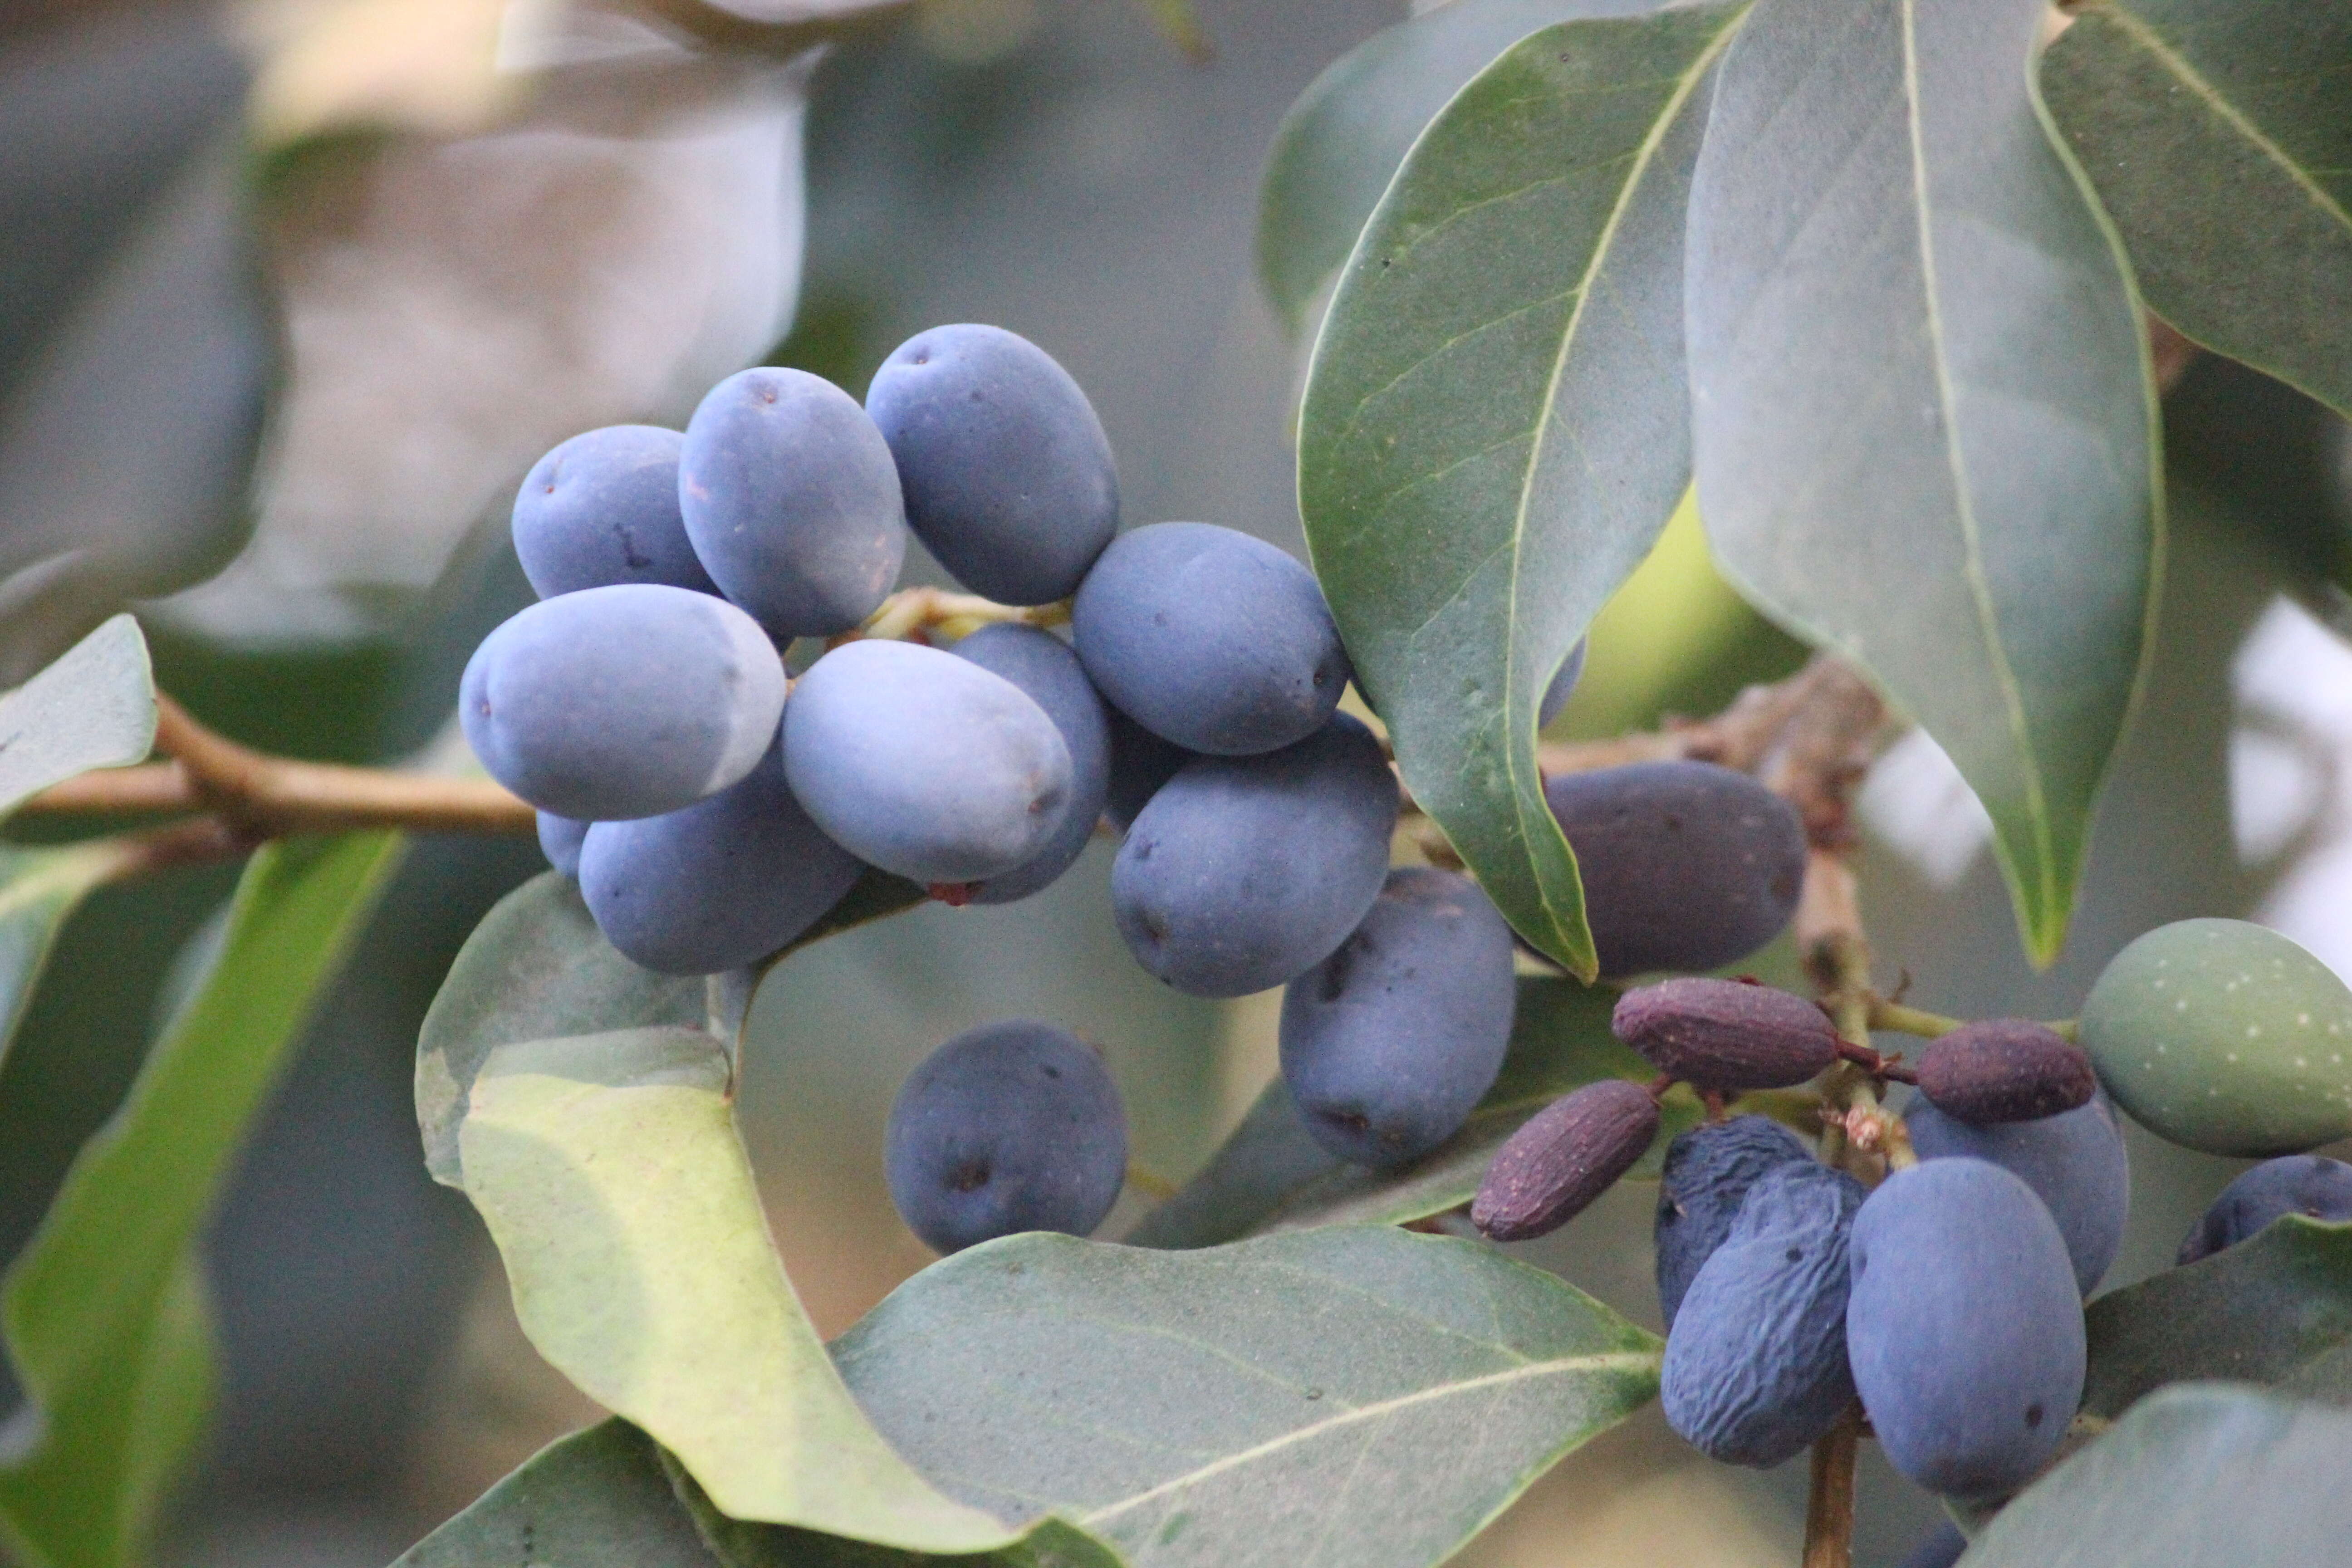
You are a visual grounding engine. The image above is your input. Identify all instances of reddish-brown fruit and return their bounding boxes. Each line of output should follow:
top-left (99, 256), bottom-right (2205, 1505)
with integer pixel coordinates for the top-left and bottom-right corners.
top-left (1914, 1019), bottom-right (2097, 1125)
top-left (1611, 977), bottom-right (1840, 1091)
top-left (1472, 1079), bottom-right (1660, 1242)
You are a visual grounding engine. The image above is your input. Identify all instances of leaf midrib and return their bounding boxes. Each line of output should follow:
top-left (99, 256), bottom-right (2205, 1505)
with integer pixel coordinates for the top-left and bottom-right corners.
top-left (1900, 0), bottom-right (2053, 920)
top-left (2083, 2), bottom-right (2352, 231)
top-left (1488, 10), bottom-right (1745, 948)
top-left (1078, 1350), bottom-right (1662, 1530)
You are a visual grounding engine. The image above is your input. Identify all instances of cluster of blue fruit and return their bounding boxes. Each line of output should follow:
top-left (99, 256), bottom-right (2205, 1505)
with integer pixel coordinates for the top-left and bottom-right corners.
top-left (459, 323), bottom-right (1605, 1254)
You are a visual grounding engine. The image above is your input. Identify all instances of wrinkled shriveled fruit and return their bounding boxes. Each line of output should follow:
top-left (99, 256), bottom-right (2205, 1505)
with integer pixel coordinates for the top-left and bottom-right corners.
top-left (1612, 977), bottom-right (1841, 1092)
top-left (2082, 917), bottom-right (2352, 1156)
top-left (1655, 1114), bottom-right (1817, 1328)
top-left (1914, 1019), bottom-right (2096, 1125)
top-left (2178, 1154), bottom-right (2352, 1264)
top-left (1471, 1079), bottom-right (1659, 1242)
top-left (1662, 1160), bottom-right (1864, 1467)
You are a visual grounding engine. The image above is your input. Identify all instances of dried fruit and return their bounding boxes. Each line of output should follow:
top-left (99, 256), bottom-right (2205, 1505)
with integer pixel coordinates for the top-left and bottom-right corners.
top-left (1471, 1079), bottom-right (1659, 1242)
top-left (1661, 1160), bottom-right (1864, 1467)
top-left (1913, 1019), bottom-right (2096, 1125)
top-left (1612, 977), bottom-right (1840, 1091)
top-left (1655, 1114), bottom-right (1817, 1328)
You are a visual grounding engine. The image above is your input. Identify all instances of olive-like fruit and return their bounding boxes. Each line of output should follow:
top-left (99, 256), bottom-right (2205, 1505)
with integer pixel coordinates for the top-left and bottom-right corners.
top-left (2082, 918), bottom-right (2352, 1156)
top-left (1914, 1019), bottom-right (2097, 1125)
top-left (1472, 1079), bottom-right (1660, 1242)
top-left (1612, 977), bottom-right (1841, 1092)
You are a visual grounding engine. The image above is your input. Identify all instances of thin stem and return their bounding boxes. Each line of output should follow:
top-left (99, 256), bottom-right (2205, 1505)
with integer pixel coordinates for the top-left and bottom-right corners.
top-left (1867, 998), bottom-right (1966, 1039)
top-left (1802, 1406), bottom-right (1863, 1568)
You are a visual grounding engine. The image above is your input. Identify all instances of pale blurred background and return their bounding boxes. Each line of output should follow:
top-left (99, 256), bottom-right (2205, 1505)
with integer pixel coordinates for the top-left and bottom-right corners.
top-left (1, 3), bottom-right (2349, 1566)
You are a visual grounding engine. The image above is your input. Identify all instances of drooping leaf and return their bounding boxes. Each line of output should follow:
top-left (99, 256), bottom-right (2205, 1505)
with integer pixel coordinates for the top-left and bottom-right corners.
top-left (1955, 1383), bottom-right (2352, 1566)
top-left (417, 867), bottom-right (926, 1187)
top-left (0, 614), bottom-right (155, 819)
top-left (2082, 1217), bottom-right (2352, 1418)
top-left (415, 870), bottom-right (704, 1188)
top-left (2041, 0), bottom-right (2352, 421)
top-left (0, 843), bottom-right (141, 1079)
top-left (832, 1226), bottom-right (1659, 1568)
top-left (1685, 0), bottom-right (2160, 967)
top-left (1299, 6), bottom-right (1749, 979)
top-left (0, 832), bottom-right (402, 1568)
top-left (666, 1447), bottom-right (1124, 1568)
top-left (1130, 977), bottom-right (1691, 1249)
top-left (453, 1026), bottom-right (1022, 1553)
top-left (390, 1418), bottom-right (1122, 1568)
top-left (1256, 0), bottom-right (1676, 333)
top-left (392, 1419), bottom-right (724, 1568)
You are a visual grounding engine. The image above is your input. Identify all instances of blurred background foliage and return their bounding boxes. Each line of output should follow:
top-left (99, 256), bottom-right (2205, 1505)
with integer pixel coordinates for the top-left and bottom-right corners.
top-left (1, 2), bottom-right (2351, 1566)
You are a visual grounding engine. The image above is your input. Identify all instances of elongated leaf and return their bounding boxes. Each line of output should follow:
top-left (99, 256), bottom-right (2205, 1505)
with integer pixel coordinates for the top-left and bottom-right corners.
top-left (1686, 0), bottom-right (2160, 966)
top-left (416, 871), bottom-right (704, 1188)
top-left (1956, 1383), bottom-right (2352, 1566)
top-left (2082, 1217), bottom-right (2352, 1417)
top-left (0, 832), bottom-right (402, 1568)
top-left (1257, 0), bottom-right (1674, 332)
top-left (455, 1027), bottom-right (1023, 1553)
top-left (0, 842), bottom-right (139, 1079)
top-left (0, 614), bottom-right (154, 819)
top-left (1300, 7), bottom-right (1748, 978)
top-left (834, 1227), bottom-right (1659, 1568)
top-left (2041, 0), bottom-right (2352, 421)
top-left (1128, 977), bottom-right (1683, 1248)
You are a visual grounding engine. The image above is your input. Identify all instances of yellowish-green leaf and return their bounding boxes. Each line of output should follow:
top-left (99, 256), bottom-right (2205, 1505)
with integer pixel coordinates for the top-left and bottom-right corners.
top-left (0, 832), bottom-right (402, 1568)
top-left (455, 1027), bottom-right (1024, 1554)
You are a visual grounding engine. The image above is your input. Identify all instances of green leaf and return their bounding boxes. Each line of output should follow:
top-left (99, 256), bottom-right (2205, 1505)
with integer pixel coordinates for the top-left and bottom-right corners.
top-left (1256, 0), bottom-right (1673, 333)
top-left (0, 614), bottom-right (155, 820)
top-left (393, 1420), bottom-right (724, 1568)
top-left (666, 1449), bottom-right (1124, 1568)
top-left (392, 1419), bottom-right (1123, 1568)
top-left (453, 1026), bottom-right (1023, 1553)
top-left (833, 1226), bottom-right (1659, 1568)
top-left (2082, 1217), bottom-right (2352, 1418)
top-left (2041, 0), bottom-right (2352, 421)
top-left (0, 832), bottom-right (402, 1568)
top-left (0, 843), bottom-right (141, 1079)
top-left (1955, 1383), bottom-right (2352, 1566)
top-left (415, 870), bottom-right (705, 1188)
top-left (1298, 7), bottom-right (1749, 979)
top-left (1129, 977), bottom-right (1687, 1248)
top-left (1685, 0), bottom-right (2161, 968)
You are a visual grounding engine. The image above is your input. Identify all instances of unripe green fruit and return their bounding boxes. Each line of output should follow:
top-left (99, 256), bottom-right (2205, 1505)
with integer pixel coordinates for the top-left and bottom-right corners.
top-left (2081, 918), bottom-right (2352, 1156)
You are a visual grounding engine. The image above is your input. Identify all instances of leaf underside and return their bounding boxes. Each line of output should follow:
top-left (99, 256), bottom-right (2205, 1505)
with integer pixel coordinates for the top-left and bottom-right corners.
top-left (831, 1226), bottom-right (1661, 1568)
top-left (0, 613), bottom-right (155, 821)
top-left (1957, 1383), bottom-right (2352, 1566)
top-left (1299, 5), bottom-right (1749, 979)
top-left (1126, 976), bottom-right (1691, 1249)
top-left (0, 833), bottom-right (402, 1568)
top-left (1684, 0), bottom-right (2160, 967)
top-left (2041, 0), bottom-right (2352, 422)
